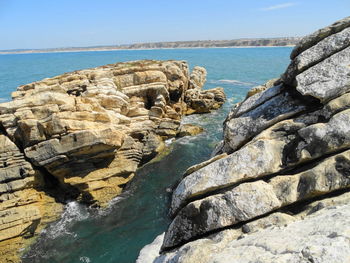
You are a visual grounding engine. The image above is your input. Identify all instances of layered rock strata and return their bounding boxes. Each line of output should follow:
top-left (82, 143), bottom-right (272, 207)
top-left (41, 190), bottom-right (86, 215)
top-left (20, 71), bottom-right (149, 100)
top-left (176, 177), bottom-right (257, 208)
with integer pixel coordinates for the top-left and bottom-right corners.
top-left (0, 60), bottom-right (225, 262)
top-left (138, 16), bottom-right (350, 263)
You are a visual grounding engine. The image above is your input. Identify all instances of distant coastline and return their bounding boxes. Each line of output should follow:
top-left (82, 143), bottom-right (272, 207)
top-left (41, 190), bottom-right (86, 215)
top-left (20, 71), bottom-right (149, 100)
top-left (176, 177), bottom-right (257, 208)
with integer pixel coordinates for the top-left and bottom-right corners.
top-left (0, 37), bottom-right (300, 55)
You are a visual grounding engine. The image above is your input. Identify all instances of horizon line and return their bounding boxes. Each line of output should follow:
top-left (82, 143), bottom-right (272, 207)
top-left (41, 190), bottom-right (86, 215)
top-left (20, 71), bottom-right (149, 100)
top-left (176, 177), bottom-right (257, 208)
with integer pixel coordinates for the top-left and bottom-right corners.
top-left (0, 36), bottom-right (301, 53)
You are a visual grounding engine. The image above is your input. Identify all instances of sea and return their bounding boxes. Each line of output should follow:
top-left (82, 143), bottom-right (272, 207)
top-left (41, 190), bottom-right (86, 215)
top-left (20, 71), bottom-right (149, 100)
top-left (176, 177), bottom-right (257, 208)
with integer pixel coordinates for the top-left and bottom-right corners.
top-left (0, 47), bottom-right (292, 263)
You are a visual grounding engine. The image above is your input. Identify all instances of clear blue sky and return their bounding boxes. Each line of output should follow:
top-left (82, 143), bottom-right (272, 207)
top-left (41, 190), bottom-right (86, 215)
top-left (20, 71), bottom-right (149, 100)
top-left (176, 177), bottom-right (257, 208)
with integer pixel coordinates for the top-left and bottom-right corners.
top-left (0, 0), bottom-right (349, 50)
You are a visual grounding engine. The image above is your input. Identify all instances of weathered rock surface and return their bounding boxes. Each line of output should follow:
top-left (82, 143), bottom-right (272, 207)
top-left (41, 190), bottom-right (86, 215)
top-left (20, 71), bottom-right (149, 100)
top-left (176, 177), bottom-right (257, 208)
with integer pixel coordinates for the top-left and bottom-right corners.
top-left (0, 133), bottom-right (62, 262)
top-left (290, 16), bottom-right (350, 59)
top-left (185, 67), bottom-right (226, 114)
top-left (140, 193), bottom-right (350, 263)
top-left (138, 17), bottom-right (350, 262)
top-left (246, 78), bottom-right (280, 98)
top-left (0, 60), bottom-right (225, 261)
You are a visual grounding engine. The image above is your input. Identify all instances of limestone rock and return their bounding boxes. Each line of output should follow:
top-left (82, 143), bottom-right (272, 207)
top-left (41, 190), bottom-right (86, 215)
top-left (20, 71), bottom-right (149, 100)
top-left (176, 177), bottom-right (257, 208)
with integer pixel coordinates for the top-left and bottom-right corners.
top-left (0, 133), bottom-right (63, 262)
top-left (184, 68), bottom-right (226, 113)
top-left (136, 233), bottom-right (165, 263)
top-left (188, 66), bottom-right (207, 90)
top-left (223, 91), bottom-right (307, 152)
top-left (152, 193), bottom-right (350, 263)
top-left (246, 78), bottom-right (280, 98)
top-left (0, 60), bottom-right (225, 207)
top-left (170, 98), bottom-right (350, 216)
top-left (165, 149), bottom-right (350, 248)
top-left (185, 87), bottom-right (226, 114)
top-left (290, 16), bottom-right (350, 59)
top-left (0, 60), bottom-right (226, 261)
top-left (183, 153), bottom-right (227, 177)
top-left (295, 47), bottom-right (350, 102)
top-left (177, 124), bottom-right (203, 137)
top-left (151, 17), bottom-right (350, 262)
top-left (283, 27), bottom-right (350, 85)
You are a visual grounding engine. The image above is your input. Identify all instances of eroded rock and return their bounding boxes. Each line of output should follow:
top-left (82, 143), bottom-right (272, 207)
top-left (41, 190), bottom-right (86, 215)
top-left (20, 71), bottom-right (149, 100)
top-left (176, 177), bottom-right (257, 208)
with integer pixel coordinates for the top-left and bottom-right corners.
top-left (0, 60), bottom-right (226, 261)
top-left (151, 17), bottom-right (350, 262)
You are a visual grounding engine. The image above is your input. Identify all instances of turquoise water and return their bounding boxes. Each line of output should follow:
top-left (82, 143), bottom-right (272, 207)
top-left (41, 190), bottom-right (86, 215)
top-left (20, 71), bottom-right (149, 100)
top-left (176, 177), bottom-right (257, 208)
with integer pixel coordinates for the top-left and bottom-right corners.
top-left (0, 47), bottom-right (292, 263)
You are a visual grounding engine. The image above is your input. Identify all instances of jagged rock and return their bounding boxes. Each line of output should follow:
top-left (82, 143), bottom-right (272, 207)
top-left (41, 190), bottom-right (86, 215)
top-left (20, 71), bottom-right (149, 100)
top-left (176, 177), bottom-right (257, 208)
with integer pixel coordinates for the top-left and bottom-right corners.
top-left (185, 87), bottom-right (226, 114)
top-left (184, 68), bottom-right (226, 114)
top-left (145, 17), bottom-right (350, 262)
top-left (0, 133), bottom-right (63, 262)
top-left (188, 66), bottom-right (207, 89)
top-left (0, 60), bottom-right (225, 207)
top-left (0, 60), bottom-right (226, 261)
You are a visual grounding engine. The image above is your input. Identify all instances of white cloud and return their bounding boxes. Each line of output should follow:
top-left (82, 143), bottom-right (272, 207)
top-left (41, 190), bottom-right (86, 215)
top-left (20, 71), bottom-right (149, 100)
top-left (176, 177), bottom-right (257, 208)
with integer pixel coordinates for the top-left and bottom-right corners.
top-left (261, 2), bottom-right (297, 11)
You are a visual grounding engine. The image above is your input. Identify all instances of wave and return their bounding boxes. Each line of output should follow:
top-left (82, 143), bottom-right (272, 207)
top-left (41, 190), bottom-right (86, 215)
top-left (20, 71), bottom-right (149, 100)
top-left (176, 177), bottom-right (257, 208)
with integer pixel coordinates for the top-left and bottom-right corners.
top-left (209, 79), bottom-right (257, 86)
top-left (79, 256), bottom-right (92, 263)
top-left (165, 138), bottom-right (175, 146)
top-left (41, 201), bottom-right (89, 239)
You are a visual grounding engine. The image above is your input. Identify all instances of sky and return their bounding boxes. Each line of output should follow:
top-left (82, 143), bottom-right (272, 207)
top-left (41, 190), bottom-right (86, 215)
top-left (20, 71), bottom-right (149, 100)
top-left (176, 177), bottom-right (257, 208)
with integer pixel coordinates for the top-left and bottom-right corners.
top-left (0, 0), bottom-right (349, 50)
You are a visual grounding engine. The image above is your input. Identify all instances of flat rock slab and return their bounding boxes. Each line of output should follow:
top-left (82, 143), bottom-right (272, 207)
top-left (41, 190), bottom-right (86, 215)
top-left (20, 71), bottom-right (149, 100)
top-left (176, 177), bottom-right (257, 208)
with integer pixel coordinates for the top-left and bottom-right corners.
top-left (164, 150), bottom-right (350, 249)
top-left (284, 26), bottom-right (350, 84)
top-left (295, 46), bottom-right (350, 102)
top-left (157, 202), bottom-right (350, 263)
top-left (291, 16), bottom-right (350, 59)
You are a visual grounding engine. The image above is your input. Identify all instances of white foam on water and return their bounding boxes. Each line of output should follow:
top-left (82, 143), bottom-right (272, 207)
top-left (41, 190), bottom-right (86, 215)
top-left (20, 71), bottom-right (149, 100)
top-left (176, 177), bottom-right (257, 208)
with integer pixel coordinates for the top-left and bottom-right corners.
top-left (209, 79), bottom-right (257, 86)
top-left (165, 138), bottom-right (175, 146)
top-left (176, 134), bottom-right (202, 145)
top-left (79, 256), bottom-right (91, 263)
top-left (42, 201), bottom-right (89, 239)
top-left (97, 194), bottom-right (128, 216)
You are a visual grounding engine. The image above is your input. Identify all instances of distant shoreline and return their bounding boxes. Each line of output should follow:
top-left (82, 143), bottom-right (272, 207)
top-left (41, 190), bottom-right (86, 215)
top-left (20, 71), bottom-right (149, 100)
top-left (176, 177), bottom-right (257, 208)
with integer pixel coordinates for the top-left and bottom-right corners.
top-left (0, 45), bottom-right (296, 55)
top-left (0, 37), bottom-right (300, 55)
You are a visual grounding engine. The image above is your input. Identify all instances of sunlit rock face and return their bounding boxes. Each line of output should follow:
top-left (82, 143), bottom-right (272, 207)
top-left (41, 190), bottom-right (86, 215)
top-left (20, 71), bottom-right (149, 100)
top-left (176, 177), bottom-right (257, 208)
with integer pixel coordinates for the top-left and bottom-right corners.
top-left (136, 16), bottom-right (350, 263)
top-left (0, 59), bottom-right (225, 262)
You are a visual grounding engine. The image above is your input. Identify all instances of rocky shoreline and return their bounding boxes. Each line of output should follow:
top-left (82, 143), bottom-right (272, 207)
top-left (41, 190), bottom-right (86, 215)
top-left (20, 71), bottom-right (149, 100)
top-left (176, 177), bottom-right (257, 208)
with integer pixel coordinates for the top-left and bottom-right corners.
top-left (0, 60), bottom-right (225, 262)
top-left (137, 16), bottom-right (350, 263)
top-left (0, 37), bottom-right (300, 55)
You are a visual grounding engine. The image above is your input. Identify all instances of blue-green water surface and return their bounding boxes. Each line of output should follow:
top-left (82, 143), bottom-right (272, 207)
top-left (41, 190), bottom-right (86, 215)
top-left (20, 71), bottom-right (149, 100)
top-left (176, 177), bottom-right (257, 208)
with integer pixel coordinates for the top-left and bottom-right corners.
top-left (0, 47), bottom-right (291, 263)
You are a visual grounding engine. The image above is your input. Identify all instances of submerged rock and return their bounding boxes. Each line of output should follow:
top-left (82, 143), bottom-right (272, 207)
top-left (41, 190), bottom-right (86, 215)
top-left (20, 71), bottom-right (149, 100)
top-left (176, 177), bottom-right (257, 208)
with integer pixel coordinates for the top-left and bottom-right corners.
top-left (177, 124), bottom-right (203, 137)
top-left (0, 59), bottom-right (225, 261)
top-left (138, 16), bottom-right (350, 262)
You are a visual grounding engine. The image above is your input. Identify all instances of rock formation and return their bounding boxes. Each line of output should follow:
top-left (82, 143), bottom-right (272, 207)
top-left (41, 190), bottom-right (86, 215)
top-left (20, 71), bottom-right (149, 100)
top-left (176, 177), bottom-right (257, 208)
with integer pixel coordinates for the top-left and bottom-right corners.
top-left (137, 16), bottom-right (350, 263)
top-left (0, 60), bottom-right (225, 262)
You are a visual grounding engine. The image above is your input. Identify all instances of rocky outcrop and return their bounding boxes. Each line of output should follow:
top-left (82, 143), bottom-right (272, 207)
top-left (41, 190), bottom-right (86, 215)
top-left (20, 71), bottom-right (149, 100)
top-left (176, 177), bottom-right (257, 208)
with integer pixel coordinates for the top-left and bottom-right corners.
top-left (138, 16), bottom-right (350, 262)
top-left (140, 193), bottom-right (350, 263)
top-left (185, 67), bottom-right (226, 114)
top-left (0, 60), bottom-right (225, 261)
top-left (0, 133), bottom-right (62, 262)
